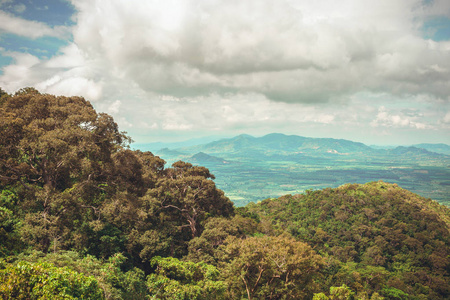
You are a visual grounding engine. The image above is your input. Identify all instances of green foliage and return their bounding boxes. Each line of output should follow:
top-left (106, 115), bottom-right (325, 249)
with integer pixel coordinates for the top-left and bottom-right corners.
top-left (186, 215), bottom-right (259, 265)
top-left (246, 182), bottom-right (450, 299)
top-left (0, 90), bottom-right (234, 270)
top-left (0, 189), bottom-right (22, 256)
top-left (0, 260), bottom-right (104, 299)
top-left (14, 250), bottom-right (147, 300)
top-left (313, 284), bottom-right (356, 300)
top-left (147, 256), bottom-right (226, 300)
top-left (380, 287), bottom-right (410, 300)
top-left (218, 235), bottom-right (324, 299)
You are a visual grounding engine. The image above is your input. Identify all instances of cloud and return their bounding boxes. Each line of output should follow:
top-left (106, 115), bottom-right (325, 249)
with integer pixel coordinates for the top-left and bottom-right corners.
top-left (0, 11), bottom-right (69, 39)
top-left (62, 0), bottom-right (450, 104)
top-left (0, 44), bottom-right (103, 101)
top-left (370, 106), bottom-right (431, 129)
top-left (3, 0), bottom-right (449, 105)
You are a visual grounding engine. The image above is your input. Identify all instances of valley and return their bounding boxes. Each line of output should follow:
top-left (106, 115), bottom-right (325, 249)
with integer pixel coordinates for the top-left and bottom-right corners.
top-left (136, 133), bottom-right (450, 206)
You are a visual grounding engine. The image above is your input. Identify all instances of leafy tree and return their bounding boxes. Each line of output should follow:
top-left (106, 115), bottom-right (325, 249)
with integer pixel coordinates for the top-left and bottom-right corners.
top-left (0, 260), bottom-right (104, 299)
top-left (0, 189), bottom-right (22, 256)
top-left (0, 89), bottom-right (135, 255)
top-left (0, 88), bottom-right (128, 191)
top-left (186, 215), bottom-right (259, 265)
top-left (219, 235), bottom-right (324, 300)
top-left (12, 250), bottom-right (147, 300)
top-left (313, 284), bottom-right (355, 300)
top-left (147, 256), bottom-right (226, 299)
top-left (0, 87), bottom-right (9, 104)
top-left (148, 161), bottom-right (234, 238)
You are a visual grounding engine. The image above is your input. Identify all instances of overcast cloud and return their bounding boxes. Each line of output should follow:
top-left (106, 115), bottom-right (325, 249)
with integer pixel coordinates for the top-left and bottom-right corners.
top-left (0, 0), bottom-right (449, 144)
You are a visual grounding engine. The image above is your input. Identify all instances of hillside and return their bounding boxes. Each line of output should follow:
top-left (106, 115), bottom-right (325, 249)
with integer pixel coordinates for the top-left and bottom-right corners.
top-left (413, 143), bottom-right (450, 155)
top-left (244, 181), bottom-right (450, 299)
top-left (189, 152), bottom-right (229, 164)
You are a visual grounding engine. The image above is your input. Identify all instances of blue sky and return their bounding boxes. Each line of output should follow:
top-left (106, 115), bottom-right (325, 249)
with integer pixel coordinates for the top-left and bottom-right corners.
top-left (1, 0), bottom-right (450, 146)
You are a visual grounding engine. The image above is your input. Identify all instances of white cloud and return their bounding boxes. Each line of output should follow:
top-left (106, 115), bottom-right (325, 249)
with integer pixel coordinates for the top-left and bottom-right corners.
top-left (371, 106), bottom-right (432, 129)
top-left (60, 0), bottom-right (450, 105)
top-left (43, 44), bottom-right (85, 69)
top-left (40, 76), bottom-right (103, 101)
top-left (0, 11), bottom-right (69, 39)
top-left (0, 52), bottom-right (40, 91)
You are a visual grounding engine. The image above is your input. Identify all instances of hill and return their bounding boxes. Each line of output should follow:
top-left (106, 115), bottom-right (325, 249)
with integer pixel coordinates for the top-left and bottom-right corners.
top-left (244, 181), bottom-right (450, 299)
top-left (413, 143), bottom-right (450, 155)
top-left (189, 152), bottom-right (229, 164)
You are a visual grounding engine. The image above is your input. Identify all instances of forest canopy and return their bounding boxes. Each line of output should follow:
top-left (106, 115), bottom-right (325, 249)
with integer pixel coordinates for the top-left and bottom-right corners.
top-left (0, 88), bottom-right (449, 299)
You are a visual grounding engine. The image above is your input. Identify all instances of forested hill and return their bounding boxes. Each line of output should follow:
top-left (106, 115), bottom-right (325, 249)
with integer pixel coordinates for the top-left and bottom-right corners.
top-left (0, 88), bottom-right (449, 299)
top-left (244, 181), bottom-right (450, 298)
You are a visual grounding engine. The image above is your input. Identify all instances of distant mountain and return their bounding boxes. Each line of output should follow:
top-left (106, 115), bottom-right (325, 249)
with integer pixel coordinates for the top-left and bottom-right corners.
top-left (179, 133), bottom-right (374, 155)
top-left (389, 146), bottom-right (442, 156)
top-left (413, 143), bottom-right (450, 155)
top-left (189, 152), bottom-right (228, 164)
top-left (132, 135), bottom-right (229, 152)
top-left (155, 148), bottom-right (186, 157)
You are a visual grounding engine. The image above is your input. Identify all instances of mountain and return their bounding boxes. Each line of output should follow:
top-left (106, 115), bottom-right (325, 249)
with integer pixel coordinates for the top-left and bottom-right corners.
top-left (189, 152), bottom-right (229, 164)
top-left (155, 147), bottom-right (186, 157)
top-left (132, 135), bottom-right (229, 152)
top-left (413, 143), bottom-right (450, 155)
top-left (180, 133), bottom-right (374, 155)
top-left (388, 146), bottom-right (443, 156)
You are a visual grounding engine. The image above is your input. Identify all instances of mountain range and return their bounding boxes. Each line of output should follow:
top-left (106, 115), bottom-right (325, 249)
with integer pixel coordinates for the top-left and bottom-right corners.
top-left (136, 133), bottom-right (450, 157)
top-left (133, 133), bottom-right (450, 206)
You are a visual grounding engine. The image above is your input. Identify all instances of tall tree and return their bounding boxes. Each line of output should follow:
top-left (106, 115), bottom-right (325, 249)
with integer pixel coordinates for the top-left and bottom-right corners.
top-left (0, 88), bottom-right (129, 191)
top-left (0, 88), bottom-right (130, 252)
top-left (219, 235), bottom-right (324, 300)
top-left (148, 161), bottom-right (234, 239)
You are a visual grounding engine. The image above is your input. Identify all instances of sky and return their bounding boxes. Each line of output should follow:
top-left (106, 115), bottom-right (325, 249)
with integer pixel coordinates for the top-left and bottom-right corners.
top-left (0, 0), bottom-right (450, 146)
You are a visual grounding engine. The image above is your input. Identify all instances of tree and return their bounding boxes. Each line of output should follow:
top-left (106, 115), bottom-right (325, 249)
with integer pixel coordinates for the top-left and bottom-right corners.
top-left (219, 235), bottom-right (324, 300)
top-left (0, 88), bottom-right (129, 191)
top-left (148, 161), bottom-right (234, 238)
top-left (0, 260), bottom-right (104, 299)
top-left (146, 256), bottom-right (226, 300)
top-left (186, 215), bottom-right (259, 265)
top-left (0, 89), bottom-right (132, 253)
top-left (14, 250), bottom-right (147, 300)
top-left (0, 87), bottom-right (9, 105)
